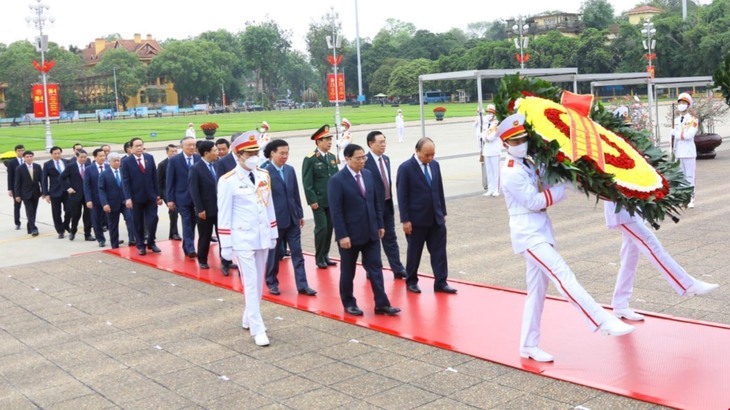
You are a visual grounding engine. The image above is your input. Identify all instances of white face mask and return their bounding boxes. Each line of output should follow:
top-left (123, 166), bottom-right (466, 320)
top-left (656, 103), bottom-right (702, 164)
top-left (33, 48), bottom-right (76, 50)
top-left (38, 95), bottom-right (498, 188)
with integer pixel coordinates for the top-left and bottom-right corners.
top-left (677, 103), bottom-right (688, 112)
top-left (485, 113), bottom-right (495, 121)
top-left (244, 155), bottom-right (259, 170)
top-left (507, 141), bottom-right (528, 158)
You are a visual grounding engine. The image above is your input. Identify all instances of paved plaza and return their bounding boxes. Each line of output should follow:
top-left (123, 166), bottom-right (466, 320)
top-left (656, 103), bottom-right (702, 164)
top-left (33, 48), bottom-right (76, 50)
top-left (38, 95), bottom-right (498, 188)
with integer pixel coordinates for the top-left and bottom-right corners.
top-left (1, 115), bottom-right (729, 408)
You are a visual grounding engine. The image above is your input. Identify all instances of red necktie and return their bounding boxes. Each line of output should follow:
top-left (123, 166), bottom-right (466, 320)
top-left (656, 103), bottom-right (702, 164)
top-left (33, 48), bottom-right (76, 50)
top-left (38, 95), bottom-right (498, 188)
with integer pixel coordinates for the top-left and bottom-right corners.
top-left (80, 165), bottom-right (85, 179)
top-left (355, 173), bottom-right (366, 197)
top-left (378, 157), bottom-right (391, 200)
top-left (137, 157), bottom-right (145, 173)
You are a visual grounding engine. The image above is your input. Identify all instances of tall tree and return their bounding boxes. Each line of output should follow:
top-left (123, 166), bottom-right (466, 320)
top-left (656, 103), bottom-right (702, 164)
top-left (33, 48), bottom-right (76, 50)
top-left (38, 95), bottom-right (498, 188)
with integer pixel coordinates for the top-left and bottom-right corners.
top-left (239, 20), bottom-right (292, 105)
top-left (94, 49), bottom-right (147, 110)
top-left (388, 58), bottom-right (434, 98)
top-left (368, 58), bottom-right (406, 96)
top-left (580, 0), bottom-right (616, 29)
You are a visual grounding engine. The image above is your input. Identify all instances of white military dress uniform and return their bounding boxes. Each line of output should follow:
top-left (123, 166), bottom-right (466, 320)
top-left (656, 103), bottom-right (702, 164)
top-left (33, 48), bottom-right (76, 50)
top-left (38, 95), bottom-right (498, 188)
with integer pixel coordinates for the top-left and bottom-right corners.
top-left (480, 105), bottom-right (501, 196)
top-left (258, 121), bottom-right (271, 167)
top-left (671, 93), bottom-right (698, 206)
top-left (498, 113), bottom-right (633, 362)
top-left (395, 111), bottom-right (405, 143)
top-left (218, 163), bottom-right (278, 340)
top-left (336, 119), bottom-right (352, 170)
top-left (604, 201), bottom-right (718, 320)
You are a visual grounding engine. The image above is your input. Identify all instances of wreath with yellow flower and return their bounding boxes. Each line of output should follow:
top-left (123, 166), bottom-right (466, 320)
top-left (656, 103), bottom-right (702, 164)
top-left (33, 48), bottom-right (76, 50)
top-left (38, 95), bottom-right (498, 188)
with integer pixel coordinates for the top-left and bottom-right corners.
top-left (494, 74), bottom-right (692, 227)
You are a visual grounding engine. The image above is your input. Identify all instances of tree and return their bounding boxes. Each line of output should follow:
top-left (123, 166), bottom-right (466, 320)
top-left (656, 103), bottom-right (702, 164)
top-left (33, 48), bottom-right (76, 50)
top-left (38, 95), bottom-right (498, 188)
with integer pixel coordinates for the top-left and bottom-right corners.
top-left (94, 49), bottom-right (147, 110)
top-left (368, 58), bottom-right (406, 96)
top-left (581, 0), bottom-right (615, 29)
top-left (280, 51), bottom-right (319, 102)
top-left (576, 28), bottom-right (615, 73)
top-left (388, 58), bottom-right (434, 98)
top-left (0, 41), bottom-right (39, 117)
top-left (531, 31), bottom-right (579, 68)
top-left (239, 20), bottom-right (292, 105)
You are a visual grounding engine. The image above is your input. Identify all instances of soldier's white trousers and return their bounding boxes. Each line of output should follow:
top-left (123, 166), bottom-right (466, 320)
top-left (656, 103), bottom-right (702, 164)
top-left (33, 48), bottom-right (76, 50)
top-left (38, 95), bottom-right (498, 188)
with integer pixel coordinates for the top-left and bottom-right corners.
top-left (611, 221), bottom-right (694, 309)
top-left (520, 242), bottom-right (611, 349)
top-left (483, 155), bottom-right (500, 194)
top-left (678, 157), bottom-right (696, 200)
top-left (236, 249), bottom-right (269, 337)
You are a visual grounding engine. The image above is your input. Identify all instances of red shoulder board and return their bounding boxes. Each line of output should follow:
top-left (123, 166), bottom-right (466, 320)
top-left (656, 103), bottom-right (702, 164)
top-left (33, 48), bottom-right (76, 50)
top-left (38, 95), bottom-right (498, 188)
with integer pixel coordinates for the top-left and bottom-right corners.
top-left (507, 159), bottom-right (514, 167)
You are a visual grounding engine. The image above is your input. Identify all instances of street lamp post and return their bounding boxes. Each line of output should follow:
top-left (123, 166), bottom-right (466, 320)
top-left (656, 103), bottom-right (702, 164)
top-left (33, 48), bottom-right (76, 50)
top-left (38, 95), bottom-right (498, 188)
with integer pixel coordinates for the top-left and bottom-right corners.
top-left (354, 0), bottom-right (364, 103)
top-left (26, 0), bottom-right (54, 151)
top-left (112, 66), bottom-right (119, 114)
top-left (327, 8), bottom-right (342, 135)
top-left (642, 20), bottom-right (658, 143)
top-left (512, 17), bottom-right (530, 70)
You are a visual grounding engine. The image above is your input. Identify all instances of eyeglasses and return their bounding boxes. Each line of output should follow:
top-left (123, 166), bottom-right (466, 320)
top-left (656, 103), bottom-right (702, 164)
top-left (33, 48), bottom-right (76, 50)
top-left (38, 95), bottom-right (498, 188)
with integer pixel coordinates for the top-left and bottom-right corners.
top-left (350, 155), bottom-right (368, 162)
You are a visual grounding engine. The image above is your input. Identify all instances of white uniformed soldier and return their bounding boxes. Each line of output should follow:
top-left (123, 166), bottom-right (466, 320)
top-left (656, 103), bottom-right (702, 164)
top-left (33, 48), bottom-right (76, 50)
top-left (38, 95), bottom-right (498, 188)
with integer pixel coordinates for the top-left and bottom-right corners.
top-left (604, 201), bottom-right (718, 321)
top-left (671, 93), bottom-right (698, 208)
top-left (498, 113), bottom-right (634, 363)
top-left (218, 132), bottom-right (278, 347)
top-left (395, 109), bottom-right (405, 143)
top-left (479, 104), bottom-right (501, 197)
top-left (258, 121), bottom-right (271, 167)
top-left (336, 118), bottom-right (352, 170)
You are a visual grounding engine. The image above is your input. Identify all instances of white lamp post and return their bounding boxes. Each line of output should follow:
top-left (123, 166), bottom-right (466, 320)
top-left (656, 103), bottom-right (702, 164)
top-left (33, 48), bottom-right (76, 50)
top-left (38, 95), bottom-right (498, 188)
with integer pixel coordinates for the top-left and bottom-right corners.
top-left (512, 17), bottom-right (530, 70)
top-left (112, 66), bottom-right (119, 114)
top-left (326, 8), bottom-right (342, 135)
top-left (642, 20), bottom-right (658, 143)
top-left (26, 0), bottom-right (54, 151)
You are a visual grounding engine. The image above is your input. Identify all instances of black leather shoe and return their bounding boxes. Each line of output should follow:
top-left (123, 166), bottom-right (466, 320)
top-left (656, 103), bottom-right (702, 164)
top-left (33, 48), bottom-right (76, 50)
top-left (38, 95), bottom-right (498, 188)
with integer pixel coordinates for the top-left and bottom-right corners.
top-left (345, 306), bottom-right (363, 316)
top-left (221, 264), bottom-right (230, 277)
top-left (199, 263), bottom-right (210, 269)
top-left (31, 229), bottom-right (39, 237)
top-left (375, 306), bottom-right (401, 316)
top-left (128, 240), bottom-right (136, 247)
top-left (435, 285), bottom-right (458, 294)
top-left (186, 252), bottom-right (197, 259)
top-left (57, 233), bottom-right (64, 239)
top-left (229, 263), bottom-right (238, 269)
top-left (316, 263), bottom-right (328, 269)
top-left (85, 236), bottom-right (96, 242)
top-left (297, 287), bottom-right (317, 296)
top-left (69, 233), bottom-right (76, 241)
top-left (407, 284), bottom-right (422, 293)
top-left (98, 241), bottom-right (105, 247)
top-left (210, 236), bottom-right (218, 243)
top-left (137, 248), bottom-right (147, 256)
top-left (148, 244), bottom-right (162, 253)
top-left (170, 234), bottom-right (182, 241)
top-left (326, 260), bottom-right (337, 266)
top-left (269, 286), bottom-right (281, 295)
top-left (15, 224), bottom-right (21, 230)
top-left (119, 240), bottom-right (124, 245)
top-left (394, 271), bottom-right (407, 280)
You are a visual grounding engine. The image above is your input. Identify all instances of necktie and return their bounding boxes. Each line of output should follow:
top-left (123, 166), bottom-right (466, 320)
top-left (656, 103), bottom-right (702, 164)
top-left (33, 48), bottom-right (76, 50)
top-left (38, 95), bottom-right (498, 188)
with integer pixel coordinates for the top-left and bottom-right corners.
top-left (187, 156), bottom-right (192, 167)
top-left (423, 164), bottom-right (432, 187)
top-left (249, 172), bottom-right (255, 184)
top-left (80, 165), bottom-right (85, 179)
top-left (278, 168), bottom-right (286, 185)
top-left (55, 160), bottom-right (61, 172)
top-left (115, 170), bottom-right (121, 186)
top-left (28, 164), bottom-right (33, 179)
top-left (379, 157), bottom-right (391, 200)
top-left (99, 165), bottom-right (104, 174)
top-left (208, 163), bottom-right (216, 179)
top-left (355, 173), bottom-right (366, 197)
top-left (680, 116), bottom-right (684, 124)
top-left (137, 157), bottom-right (145, 173)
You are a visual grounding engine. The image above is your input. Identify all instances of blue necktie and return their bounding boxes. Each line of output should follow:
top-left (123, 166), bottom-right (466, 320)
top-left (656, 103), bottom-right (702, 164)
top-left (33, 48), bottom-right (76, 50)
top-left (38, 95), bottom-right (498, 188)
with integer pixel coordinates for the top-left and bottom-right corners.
top-left (423, 164), bottom-right (432, 186)
top-left (208, 163), bottom-right (216, 179)
top-left (279, 168), bottom-right (285, 184)
top-left (114, 170), bottom-right (121, 187)
top-left (187, 157), bottom-right (192, 167)
top-left (55, 160), bottom-right (61, 172)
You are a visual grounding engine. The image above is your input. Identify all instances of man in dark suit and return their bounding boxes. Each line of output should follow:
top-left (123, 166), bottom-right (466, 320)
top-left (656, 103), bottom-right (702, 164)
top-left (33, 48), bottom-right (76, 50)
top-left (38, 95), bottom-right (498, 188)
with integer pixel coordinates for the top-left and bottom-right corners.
top-left (41, 146), bottom-right (70, 238)
top-left (166, 136), bottom-right (200, 258)
top-left (396, 137), bottom-right (457, 294)
top-left (157, 144), bottom-right (181, 241)
top-left (61, 149), bottom-right (94, 241)
top-left (364, 131), bottom-right (406, 280)
top-left (264, 139), bottom-right (316, 296)
top-left (99, 152), bottom-right (132, 249)
top-left (215, 134), bottom-right (238, 177)
top-left (84, 148), bottom-right (108, 247)
top-left (69, 143), bottom-right (92, 165)
top-left (14, 151), bottom-right (42, 236)
top-left (121, 137), bottom-right (162, 255)
top-left (188, 140), bottom-right (219, 270)
top-left (328, 144), bottom-right (400, 317)
top-left (5, 144), bottom-right (25, 230)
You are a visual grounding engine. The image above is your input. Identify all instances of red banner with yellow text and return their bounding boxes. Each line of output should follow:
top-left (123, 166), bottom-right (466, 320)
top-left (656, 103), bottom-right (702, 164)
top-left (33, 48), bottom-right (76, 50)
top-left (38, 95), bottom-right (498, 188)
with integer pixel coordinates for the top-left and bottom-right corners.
top-left (31, 83), bottom-right (60, 118)
top-left (327, 73), bottom-right (345, 103)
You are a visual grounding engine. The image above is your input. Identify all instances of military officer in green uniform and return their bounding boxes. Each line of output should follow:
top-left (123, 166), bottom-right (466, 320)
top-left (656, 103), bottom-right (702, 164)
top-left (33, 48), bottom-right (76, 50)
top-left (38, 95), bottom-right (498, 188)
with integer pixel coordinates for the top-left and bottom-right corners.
top-left (302, 125), bottom-right (340, 269)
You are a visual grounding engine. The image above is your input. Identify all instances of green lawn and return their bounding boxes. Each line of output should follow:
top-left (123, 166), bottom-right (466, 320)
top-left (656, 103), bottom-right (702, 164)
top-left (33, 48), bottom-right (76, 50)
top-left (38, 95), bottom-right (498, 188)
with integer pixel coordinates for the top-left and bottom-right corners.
top-left (0, 103), bottom-right (479, 152)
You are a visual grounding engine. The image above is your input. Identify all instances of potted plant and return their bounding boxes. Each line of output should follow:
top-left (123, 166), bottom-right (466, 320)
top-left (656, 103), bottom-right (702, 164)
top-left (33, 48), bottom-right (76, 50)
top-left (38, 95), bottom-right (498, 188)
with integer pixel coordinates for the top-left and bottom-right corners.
top-left (200, 122), bottom-right (219, 139)
top-left (433, 106), bottom-right (446, 121)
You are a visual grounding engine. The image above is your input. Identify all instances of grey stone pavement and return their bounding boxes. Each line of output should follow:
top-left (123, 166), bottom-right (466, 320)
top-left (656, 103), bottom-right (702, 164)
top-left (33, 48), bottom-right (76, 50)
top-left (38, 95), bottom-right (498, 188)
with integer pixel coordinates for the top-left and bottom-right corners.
top-left (1, 113), bottom-right (729, 409)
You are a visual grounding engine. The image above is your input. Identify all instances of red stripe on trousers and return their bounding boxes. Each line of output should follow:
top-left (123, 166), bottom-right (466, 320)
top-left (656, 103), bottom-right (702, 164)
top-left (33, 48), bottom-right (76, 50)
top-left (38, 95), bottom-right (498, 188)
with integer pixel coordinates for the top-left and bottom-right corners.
top-left (620, 223), bottom-right (686, 291)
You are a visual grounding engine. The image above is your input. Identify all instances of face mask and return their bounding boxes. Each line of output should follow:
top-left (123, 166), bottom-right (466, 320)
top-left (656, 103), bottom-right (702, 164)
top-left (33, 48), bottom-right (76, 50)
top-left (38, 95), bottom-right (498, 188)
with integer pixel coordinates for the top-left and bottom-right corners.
top-left (244, 155), bottom-right (259, 170)
top-left (485, 113), bottom-right (495, 121)
top-left (677, 103), bottom-right (688, 112)
top-left (507, 141), bottom-right (528, 158)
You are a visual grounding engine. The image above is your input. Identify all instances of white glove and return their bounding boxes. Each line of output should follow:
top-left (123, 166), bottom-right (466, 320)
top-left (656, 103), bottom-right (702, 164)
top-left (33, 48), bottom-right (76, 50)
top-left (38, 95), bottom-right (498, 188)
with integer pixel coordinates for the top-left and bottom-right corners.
top-left (269, 239), bottom-right (277, 250)
top-left (221, 247), bottom-right (233, 261)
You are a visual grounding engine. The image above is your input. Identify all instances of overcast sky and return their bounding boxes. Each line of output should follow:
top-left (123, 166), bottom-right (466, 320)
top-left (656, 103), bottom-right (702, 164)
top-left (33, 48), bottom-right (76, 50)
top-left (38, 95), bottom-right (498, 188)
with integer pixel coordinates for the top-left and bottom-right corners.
top-left (2, 0), bottom-right (679, 52)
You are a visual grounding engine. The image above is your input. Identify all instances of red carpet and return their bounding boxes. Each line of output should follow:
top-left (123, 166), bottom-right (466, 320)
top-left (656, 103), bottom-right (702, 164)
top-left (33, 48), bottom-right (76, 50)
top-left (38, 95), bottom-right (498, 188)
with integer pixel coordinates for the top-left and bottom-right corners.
top-left (106, 241), bottom-right (730, 409)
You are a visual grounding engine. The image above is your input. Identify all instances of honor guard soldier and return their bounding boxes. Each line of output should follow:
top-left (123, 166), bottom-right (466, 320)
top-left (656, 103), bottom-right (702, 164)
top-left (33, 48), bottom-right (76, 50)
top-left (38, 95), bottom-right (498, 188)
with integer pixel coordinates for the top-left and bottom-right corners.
top-left (498, 113), bottom-right (635, 363)
top-left (336, 118), bottom-right (352, 169)
top-left (258, 121), bottom-right (271, 167)
top-left (479, 104), bottom-right (501, 197)
top-left (671, 93), bottom-right (698, 208)
top-left (218, 132), bottom-right (278, 347)
top-left (302, 124), bottom-right (339, 269)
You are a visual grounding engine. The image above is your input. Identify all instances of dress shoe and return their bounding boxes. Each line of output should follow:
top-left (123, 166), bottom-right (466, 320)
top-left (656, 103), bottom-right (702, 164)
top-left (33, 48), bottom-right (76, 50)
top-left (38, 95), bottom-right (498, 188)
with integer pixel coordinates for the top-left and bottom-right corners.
top-left (85, 236), bottom-right (96, 242)
top-left (435, 285), bottom-right (458, 294)
top-left (269, 286), bottom-right (281, 295)
top-left (98, 241), bottom-right (106, 248)
top-left (170, 234), bottom-right (182, 241)
top-left (186, 251), bottom-right (197, 259)
top-left (15, 224), bottom-right (21, 230)
top-left (613, 308), bottom-right (645, 321)
top-left (326, 260), bottom-right (337, 266)
top-left (254, 332), bottom-right (270, 347)
top-left (344, 306), bottom-right (364, 316)
top-left (407, 284), bottom-right (422, 293)
top-left (57, 233), bottom-right (64, 239)
top-left (394, 271), bottom-right (407, 280)
top-left (210, 236), bottom-right (218, 243)
top-left (148, 244), bottom-right (162, 253)
top-left (68, 233), bottom-right (76, 241)
top-left (31, 229), bottom-right (39, 237)
top-left (221, 264), bottom-right (230, 277)
top-left (241, 321), bottom-right (249, 330)
top-left (137, 248), bottom-right (147, 256)
top-left (297, 287), bottom-right (317, 296)
top-left (229, 263), bottom-right (238, 269)
top-left (316, 263), bottom-right (328, 269)
top-left (119, 240), bottom-right (124, 245)
top-left (600, 316), bottom-right (636, 336)
top-left (374, 306), bottom-right (401, 316)
top-left (199, 263), bottom-right (210, 269)
top-left (285, 250), bottom-right (291, 257)
top-left (685, 279), bottom-right (719, 296)
top-left (688, 200), bottom-right (695, 209)
top-left (520, 346), bottom-right (554, 362)
top-left (482, 191), bottom-right (493, 197)
top-left (128, 240), bottom-right (136, 247)
top-left (491, 192), bottom-right (500, 197)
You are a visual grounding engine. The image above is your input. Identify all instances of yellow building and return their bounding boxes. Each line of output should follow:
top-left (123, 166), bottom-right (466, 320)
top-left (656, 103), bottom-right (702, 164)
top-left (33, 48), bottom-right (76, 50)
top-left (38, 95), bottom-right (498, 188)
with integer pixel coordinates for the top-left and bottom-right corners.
top-left (79, 33), bottom-right (178, 109)
top-left (626, 5), bottom-right (663, 25)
